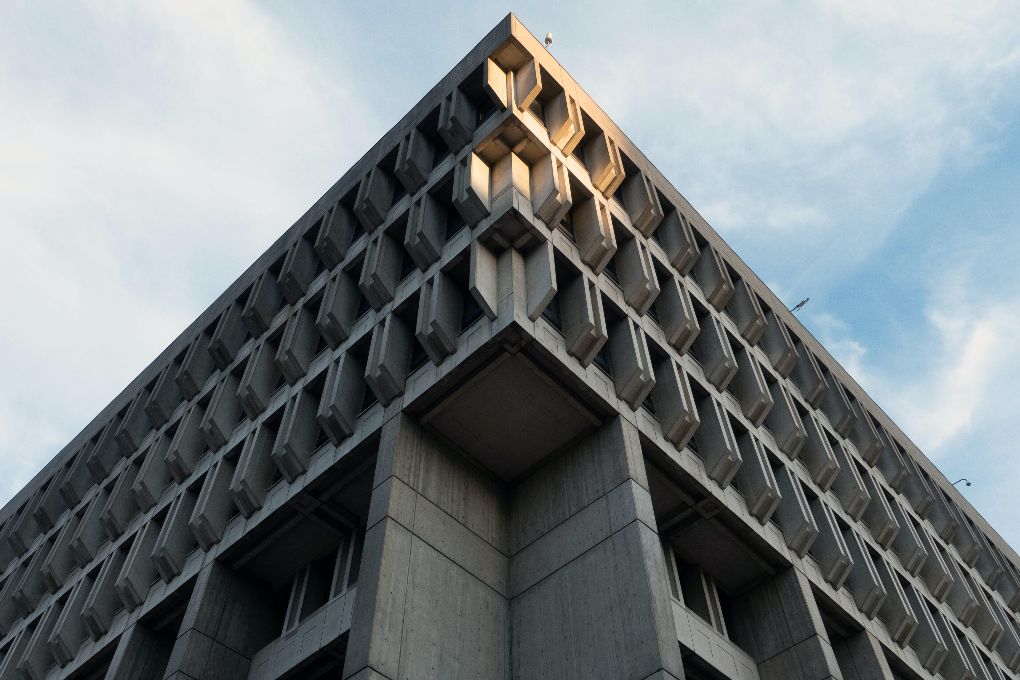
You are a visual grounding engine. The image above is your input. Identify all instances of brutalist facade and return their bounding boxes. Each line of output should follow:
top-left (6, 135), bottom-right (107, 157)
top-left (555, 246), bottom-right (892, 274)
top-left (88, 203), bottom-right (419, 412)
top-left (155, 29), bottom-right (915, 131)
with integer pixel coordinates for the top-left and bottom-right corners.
top-left (1, 14), bottom-right (1018, 680)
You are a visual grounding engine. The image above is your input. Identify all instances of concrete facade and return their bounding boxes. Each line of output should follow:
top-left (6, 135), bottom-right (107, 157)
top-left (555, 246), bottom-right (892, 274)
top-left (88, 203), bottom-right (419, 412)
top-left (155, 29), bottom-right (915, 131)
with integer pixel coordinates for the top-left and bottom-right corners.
top-left (1, 13), bottom-right (1018, 680)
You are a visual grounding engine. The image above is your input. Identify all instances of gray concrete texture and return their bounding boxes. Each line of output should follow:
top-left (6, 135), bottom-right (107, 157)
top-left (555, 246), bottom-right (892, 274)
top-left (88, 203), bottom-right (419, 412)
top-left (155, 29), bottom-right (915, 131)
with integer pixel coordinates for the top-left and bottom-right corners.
top-left (0, 12), bottom-right (1018, 680)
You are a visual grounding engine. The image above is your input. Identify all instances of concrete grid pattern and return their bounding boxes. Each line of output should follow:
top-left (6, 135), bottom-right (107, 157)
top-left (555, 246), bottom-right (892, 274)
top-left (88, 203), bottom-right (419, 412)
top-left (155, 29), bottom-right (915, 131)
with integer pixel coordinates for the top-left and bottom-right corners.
top-left (0, 13), bottom-right (1016, 680)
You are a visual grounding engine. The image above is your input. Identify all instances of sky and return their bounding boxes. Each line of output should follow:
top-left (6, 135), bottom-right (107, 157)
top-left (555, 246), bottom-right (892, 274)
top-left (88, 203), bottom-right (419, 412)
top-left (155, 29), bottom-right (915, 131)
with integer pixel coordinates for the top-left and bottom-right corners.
top-left (1, 1), bottom-right (1019, 544)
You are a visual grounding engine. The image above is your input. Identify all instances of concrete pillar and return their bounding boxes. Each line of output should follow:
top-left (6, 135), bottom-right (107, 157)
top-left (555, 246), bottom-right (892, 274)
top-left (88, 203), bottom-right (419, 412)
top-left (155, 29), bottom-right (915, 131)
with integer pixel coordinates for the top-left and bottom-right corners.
top-left (571, 193), bottom-right (617, 274)
top-left (438, 87), bottom-right (477, 153)
top-left (650, 356), bottom-right (699, 450)
top-left (726, 567), bottom-right (842, 680)
top-left (765, 382), bottom-right (808, 461)
top-left (616, 235), bottom-right (660, 315)
top-left (365, 314), bottom-right (412, 407)
top-left (415, 270), bottom-right (461, 364)
top-left (100, 459), bottom-right (140, 540)
top-left (271, 386), bottom-right (320, 482)
top-left (847, 400), bottom-right (883, 467)
top-left (774, 466), bottom-right (818, 558)
top-left (832, 630), bottom-right (895, 680)
top-left (146, 361), bottom-right (184, 428)
top-left (731, 432), bottom-right (781, 525)
top-left (237, 339), bottom-right (281, 420)
top-left (608, 317), bottom-right (656, 410)
top-left (691, 314), bottom-right (737, 392)
top-left (655, 274), bottom-right (699, 355)
top-left (105, 621), bottom-right (175, 680)
top-left (209, 301), bottom-right (248, 369)
top-left (808, 497), bottom-right (853, 589)
top-left (829, 442), bottom-right (870, 522)
top-left (175, 331), bottom-right (215, 400)
top-left (819, 373), bottom-right (855, 438)
top-left (559, 271), bottom-right (608, 367)
top-left (452, 152), bottom-right (490, 227)
top-left (873, 556), bottom-right (918, 645)
top-left (166, 403), bottom-right (206, 483)
top-left (760, 309), bottom-right (797, 379)
top-left (343, 413), bottom-right (512, 680)
top-left (317, 353), bottom-right (366, 446)
top-left (790, 341), bottom-right (826, 408)
top-left (229, 425), bottom-right (276, 518)
top-left (692, 394), bottom-right (742, 489)
top-left (50, 573), bottom-right (94, 665)
top-left (691, 245), bottom-right (734, 311)
top-left (152, 489), bottom-right (199, 583)
top-left (583, 128), bottom-right (624, 196)
top-left (161, 561), bottom-right (280, 679)
top-left (359, 230), bottom-right (403, 312)
top-left (524, 240), bottom-right (557, 321)
top-left (133, 433), bottom-right (172, 511)
top-left (199, 373), bottom-right (242, 450)
top-left (531, 153), bottom-right (571, 228)
top-left (509, 416), bottom-right (683, 680)
top-left (800, 413), bottom-right (840, 492)
top-left (859, 470), bottom-right (899, 550)
top-left (395, 127), bottom-right (434, 195)
top-left (728, 279), bottom-right (767, 345)
top-left (730, 346), bottom-right (774, 427)
top-left (404, 192), bottom-right (445, 270)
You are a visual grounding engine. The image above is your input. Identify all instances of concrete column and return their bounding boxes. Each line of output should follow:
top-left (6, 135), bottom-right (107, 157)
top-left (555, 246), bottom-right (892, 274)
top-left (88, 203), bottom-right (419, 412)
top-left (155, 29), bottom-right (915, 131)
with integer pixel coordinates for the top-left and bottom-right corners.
top-left (105, 622), bottom-right (175, 680)
top-left (278, 237), bottom-right (319, 304)
top-left (343, 412), bottom-right (510, 680)
top-left (209, 302), bottom-right (247, 369)
top-left (161, 561), bottom-right (279, 679)
top-left (242, 270), bottom-right (284, 338)
top-left (314, 203), bottom-right (357, 270)
top-left (726, 567), bottom-right (842, 680)
top-left (654, 209), bottom-right (699, 275)
top-left (832, 630), bottom-right (895, 680)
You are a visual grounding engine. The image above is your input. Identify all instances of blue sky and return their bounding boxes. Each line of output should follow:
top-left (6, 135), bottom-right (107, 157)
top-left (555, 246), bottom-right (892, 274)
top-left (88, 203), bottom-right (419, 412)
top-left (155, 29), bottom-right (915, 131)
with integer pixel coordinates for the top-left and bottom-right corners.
top-left (1, 2), bottom-right (1019, 544)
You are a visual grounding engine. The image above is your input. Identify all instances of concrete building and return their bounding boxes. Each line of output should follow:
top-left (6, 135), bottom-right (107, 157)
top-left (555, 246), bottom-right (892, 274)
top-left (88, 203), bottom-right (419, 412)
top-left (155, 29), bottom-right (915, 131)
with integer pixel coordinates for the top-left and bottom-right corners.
top-left (1, 13), bottom-right (1018, 680)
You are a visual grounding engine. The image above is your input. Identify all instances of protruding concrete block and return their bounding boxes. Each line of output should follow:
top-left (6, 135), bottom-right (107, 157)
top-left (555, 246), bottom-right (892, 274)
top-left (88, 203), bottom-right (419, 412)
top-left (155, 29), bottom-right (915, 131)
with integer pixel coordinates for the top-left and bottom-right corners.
top-left (560, 272), bottom-right (608, 367)
top-left (874, 430), bottom-right (909, 493)
top-left (83, 547), bottom-right (127, 639)
top-left (583, 129), bottom-right (624, 196)
top-left (86, 415), bottom-right (123, 484)
top-left (229, 425), bottom-right (277, 518)
top-left (316, 270), bottom-right (360, 350)
top-left (189, 457), bottom-right (238, 551)
top-left (765, 381), bottom-right (807, 460)
top-left (59, 444), bottom-right (94, 508)
top-left (544, 85), bottom-right (585, 156)
top-left (358, 229), bottom-right (404, 312)
top-left (654, 209), bottom-right (699, 275)
top-left (13, 538), bottom-right (51, 615)
top-left (17, 599), bottom-right (62, 680)
top-left (469, 239), bottom-right (499, 320)
top-left (513, 57), bottom-right (541, 111)
top-left (272, 388), bottom-right (321, 482)
top-left (525, 240), bottom-right (557, 321)
top-left (621, 172), bottom-right (663, 237)
top-left (927, 483), bottom-right (961, 544)
top-left (416, 270), bottom-right (462, 364)
top-left (7, 492), bottom-right (41, 557)
top-left (730, 346), bottom-right (774, 426)
top-left (888, 498), bottom-right (927, 575)
top-left (145, 362), bottom-right (182, 428)
top-left (830, 441), bottom-right (870, 522)
top-left (571, 193), bottom-right (617, 274)
top-left (609, 317), bottom-right (655, 410)
top-left (902, 581), bottom-right (949, 673)
top-left (791, 341), bottom-right (826, 407)
top-left (405, 192), bottom-right (446, 271)
top-left (727, 279), bottom-right (766, 346)
top-left (452, 152), bottom-right (490, 227)
top-left (242, 270), bottom-right (284, 337)
top-left (848, 398), bottom-right (883, 466)
top-left (809, 496), bottom-right (853, 588)
top-left (916, 526), bottom-right (954, 602)
top-left (200, 372), bottom-right (242, 450)
top-left (974, 532), bottom-right (1006, 590)
top-left (69, 487), bottom-right (109, 567)
top-left (760, 308), bottom-right (797, 378)
top-left (774, 465), bottom-right (818, 557)
top-left (152, 488), bottom-right (198, 582)
top-left (133, 434), bottom-right (172, 511)
top-left (100, 460), bottom-right (140, 540)
top-left (115, 388), bottom-right (152, 456)
top-left (395, 127), bottom-right (435, 194)
top-left (969, 573), bottom-right (1007, 648)
top-left (438, 87), bottom-right (477, 152)
top-left (691, 245), bottom-right (734, 311)
top-left (237, 339), bottom-right (281, 420)
top-left (317, 353), bottom-right (366, 447)
top-left (732, 432), bottom-right (781, 524)
top-left (279, 237), bottom-right (320, 304)
top-left (176, 331), bottom-right (215, 399)
top-left (531, 153), bottom-right (571, 227)
top-left (799, 413), bottom-right (840, 491)
top-left (115, 519), bottom-right (161, 611)
top-left (650, 357), bottom-right (699, 450)
top-left (934, 609), bottom-right (978, 680)
top-left (943, 547), bottom-right (979, 626)
top-left (166, 403), bottom-right (206, 483)
top-left (949, 506), bottom-right (982, 566)
top-left (34, 468), bottom-right (69, 534)
top-left (0, 561), bottom-right (24, 636)
top-left (820, 373), bottom-right (855, 437)
top-left (654, 274), bottom-right (699, 355)
top-left (874, 555), bottom-right (919, 645)
top-left (41, 512), bottom-right (78, 592)
top-left (859, 469), bottom-right (900, 549)
top-left (365, 313), bottom-right (412, 407)
top-left (315, 203), bottom-right (358, 270)
top-left (209, 302), bottom-right (248, 369)
top-left (691, 314), bottom-right (736, 392)
top-left (354, 166), bottom-right (396, 233)
top-left (0, 627), bottom-right (31, 679)
top-left (276, 304), bottom-right (321, 384)
top-left (104, 621), bottom-right (175, 680)
top-left (842, 527), bottom-right (887, 619)
top-left (993, 605), bottom-right (1020, 672)
top-left (692, 395), bottom-right (742, 489)
top-left (615, 236), bottom-right (660, 315)
top-left (49, 572), bottom-right (93, 665)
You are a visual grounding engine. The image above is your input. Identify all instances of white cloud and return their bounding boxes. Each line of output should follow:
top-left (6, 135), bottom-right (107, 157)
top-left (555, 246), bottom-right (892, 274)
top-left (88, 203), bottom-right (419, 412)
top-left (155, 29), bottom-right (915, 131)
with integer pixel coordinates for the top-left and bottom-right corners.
top-left (0, 1), bottom-right (373, 501)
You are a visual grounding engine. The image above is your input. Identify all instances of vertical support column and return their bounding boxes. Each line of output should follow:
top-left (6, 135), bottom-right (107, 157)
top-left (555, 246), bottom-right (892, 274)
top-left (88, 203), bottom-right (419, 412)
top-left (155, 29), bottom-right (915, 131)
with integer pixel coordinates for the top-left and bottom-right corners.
top-left (104, 622), bottom-right (174, 680)
top-left (343, 413), bottom-right (510, 680)
top-left (508, 417), bottom-right (685, 680)
top-left (162, 561), bottom-right (279, 679)
top-left (832, 630), bottom-right (895, 680)
top-left (726, 567), bottom-right (843, 680)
